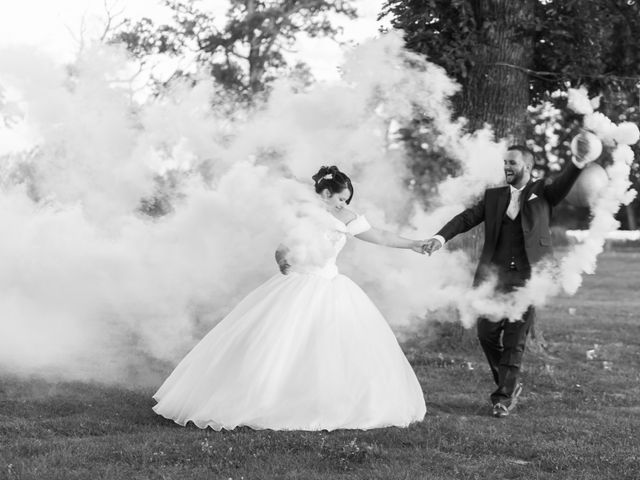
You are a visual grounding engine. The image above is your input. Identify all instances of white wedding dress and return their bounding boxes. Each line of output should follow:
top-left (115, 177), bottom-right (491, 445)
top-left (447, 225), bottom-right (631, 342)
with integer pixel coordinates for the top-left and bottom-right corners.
top-left (153, 214), bottom-right (426, 431)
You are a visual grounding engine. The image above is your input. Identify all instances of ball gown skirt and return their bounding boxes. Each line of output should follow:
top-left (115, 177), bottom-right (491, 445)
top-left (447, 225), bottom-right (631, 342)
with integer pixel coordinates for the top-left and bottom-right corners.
top-left (152, 216), bottom-right (426, 431)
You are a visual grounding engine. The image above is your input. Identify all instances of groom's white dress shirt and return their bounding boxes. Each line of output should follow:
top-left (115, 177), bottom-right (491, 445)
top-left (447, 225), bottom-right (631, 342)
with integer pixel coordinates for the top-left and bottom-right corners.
top-left (505, 184), bottom-right (525, 220)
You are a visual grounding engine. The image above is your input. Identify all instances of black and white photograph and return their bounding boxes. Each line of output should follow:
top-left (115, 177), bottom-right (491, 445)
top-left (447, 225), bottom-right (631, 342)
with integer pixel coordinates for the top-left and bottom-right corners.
top-left (1, 1), bottom-right (639, 479)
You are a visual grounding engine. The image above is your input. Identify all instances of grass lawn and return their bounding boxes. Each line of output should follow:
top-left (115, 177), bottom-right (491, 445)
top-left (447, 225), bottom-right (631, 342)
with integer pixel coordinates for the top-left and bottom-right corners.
top-left (1, 251), bottom-right (639, 479)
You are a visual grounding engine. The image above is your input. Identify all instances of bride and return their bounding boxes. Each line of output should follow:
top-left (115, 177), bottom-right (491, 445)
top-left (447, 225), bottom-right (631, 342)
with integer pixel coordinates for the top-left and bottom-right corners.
top-left (153, 165), bottom-right (427, 431)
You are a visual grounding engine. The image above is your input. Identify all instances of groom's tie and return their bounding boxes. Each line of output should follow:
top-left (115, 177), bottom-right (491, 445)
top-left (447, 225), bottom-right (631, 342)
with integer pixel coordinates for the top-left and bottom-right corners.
top-left (506, 188), bottom-right (522, 220)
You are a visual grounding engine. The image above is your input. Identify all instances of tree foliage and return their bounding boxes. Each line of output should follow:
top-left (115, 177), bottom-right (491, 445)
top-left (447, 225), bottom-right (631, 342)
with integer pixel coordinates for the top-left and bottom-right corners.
top-left (531, 0), bottom-right (640, 103)
top-left (383, 0), bottom-right (640, 225)
top-left (382, 0), bottom-right (640, 106)
top-left (112, 0), bottom-right (356, 100)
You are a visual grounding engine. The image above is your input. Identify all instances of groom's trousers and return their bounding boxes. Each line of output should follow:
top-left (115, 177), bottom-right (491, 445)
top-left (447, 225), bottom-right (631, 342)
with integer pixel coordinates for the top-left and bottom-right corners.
top-left (477, 262), bottom-right (534, 406)
top-left (477, 306), bottom-right (534, 405)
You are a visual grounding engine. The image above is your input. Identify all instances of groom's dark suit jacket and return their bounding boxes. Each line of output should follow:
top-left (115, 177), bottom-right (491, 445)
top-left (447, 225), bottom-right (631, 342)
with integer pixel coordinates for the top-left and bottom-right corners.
top-left (437, 162), bottom-right (582, 286)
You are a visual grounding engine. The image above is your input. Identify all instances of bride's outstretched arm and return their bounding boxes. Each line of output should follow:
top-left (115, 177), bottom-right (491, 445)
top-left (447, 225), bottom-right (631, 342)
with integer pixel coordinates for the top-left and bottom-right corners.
top-left (355, 228), bottom-right (425, 254)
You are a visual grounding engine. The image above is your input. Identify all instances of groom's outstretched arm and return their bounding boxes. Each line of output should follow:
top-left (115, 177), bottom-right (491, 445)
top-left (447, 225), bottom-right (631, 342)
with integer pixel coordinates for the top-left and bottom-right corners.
top-left (542, 160), bottom-right (582, 207)
top-left (438, 197), bottom-right (486, 242)
top-left (543, 132), bottom-right (601, 206)
top-left (425, 197), bottom-right (486, 254)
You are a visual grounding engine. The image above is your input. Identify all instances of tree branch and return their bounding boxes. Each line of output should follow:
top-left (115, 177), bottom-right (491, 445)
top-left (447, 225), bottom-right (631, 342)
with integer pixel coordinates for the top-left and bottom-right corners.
top-left (489, 62), bottom-right (640, 83)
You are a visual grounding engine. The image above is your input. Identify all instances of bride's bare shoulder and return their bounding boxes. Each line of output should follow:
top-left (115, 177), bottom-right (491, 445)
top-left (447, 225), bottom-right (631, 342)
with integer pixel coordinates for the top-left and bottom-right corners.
top-left (336, 208), bottom-right (358, 224)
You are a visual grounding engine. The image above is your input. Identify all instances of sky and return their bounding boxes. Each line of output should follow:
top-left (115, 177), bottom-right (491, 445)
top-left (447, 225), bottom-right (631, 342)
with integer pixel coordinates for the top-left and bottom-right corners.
top-left (0, 0), bottom-right (389, 151)
top-left (0, 0), bottom-right (389, 81)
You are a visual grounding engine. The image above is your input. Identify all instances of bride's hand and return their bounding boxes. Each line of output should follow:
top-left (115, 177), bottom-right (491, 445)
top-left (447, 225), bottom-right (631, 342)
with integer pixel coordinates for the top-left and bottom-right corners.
top-left (275, 245), bottom-right (291, 274)
top-left (278, 260), bottom-right (291, 275)
top-left (410, 241), bottom-right (426, 254)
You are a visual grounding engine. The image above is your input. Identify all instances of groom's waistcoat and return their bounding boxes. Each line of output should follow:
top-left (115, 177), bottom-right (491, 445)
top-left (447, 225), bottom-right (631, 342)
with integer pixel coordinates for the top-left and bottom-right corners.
top-left (473, 186), bottom-right (546, 286)
top-left (491, 212), bottom-right (529, 273)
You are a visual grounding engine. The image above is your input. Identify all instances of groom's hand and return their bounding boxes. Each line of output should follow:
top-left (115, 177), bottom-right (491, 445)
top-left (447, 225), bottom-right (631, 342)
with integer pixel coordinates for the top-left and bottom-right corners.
top-left (571, 131), bottom-right (602, 166)
top-left (574, 134), bottom-right (590, 159)
top-left (422, 238), bottom-right (443, 256)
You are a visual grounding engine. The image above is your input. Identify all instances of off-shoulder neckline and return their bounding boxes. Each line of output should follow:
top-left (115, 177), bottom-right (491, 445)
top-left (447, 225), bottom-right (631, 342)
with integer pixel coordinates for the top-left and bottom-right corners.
top-left (334, 213), bottom-right (360, 227)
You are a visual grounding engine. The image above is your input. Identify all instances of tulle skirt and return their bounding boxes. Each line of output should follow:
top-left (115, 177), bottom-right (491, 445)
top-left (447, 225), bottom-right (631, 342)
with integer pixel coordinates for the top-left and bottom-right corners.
top-left (153, 269), bottom-right (426, 431)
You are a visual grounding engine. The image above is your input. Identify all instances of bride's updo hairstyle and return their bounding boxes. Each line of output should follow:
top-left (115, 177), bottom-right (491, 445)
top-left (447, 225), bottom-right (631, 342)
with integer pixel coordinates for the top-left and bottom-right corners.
top-left (312, 166), bottom-right (354, 205)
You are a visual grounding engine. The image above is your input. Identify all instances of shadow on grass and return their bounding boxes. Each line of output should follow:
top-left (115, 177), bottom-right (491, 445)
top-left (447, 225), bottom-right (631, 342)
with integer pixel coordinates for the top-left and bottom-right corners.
top-left (425, 398), bottom-right (488, 417)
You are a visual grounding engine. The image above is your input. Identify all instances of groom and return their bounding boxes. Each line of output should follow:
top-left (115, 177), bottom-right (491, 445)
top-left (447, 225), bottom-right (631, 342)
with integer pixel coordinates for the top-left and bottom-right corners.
top-left (423, 138), bottom-right (597, 418)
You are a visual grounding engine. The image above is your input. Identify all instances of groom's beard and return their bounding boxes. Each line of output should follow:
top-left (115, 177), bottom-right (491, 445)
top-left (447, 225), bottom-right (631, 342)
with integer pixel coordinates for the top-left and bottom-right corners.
top-left (505, 167), bottom-right (525, 185)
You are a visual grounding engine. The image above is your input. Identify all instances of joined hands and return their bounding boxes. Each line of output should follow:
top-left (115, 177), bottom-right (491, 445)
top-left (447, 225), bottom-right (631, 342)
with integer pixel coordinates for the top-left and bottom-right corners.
top-left (422, 238), bottom-right (443, 256)
top-left (411, 241), bottom-right (427, 254)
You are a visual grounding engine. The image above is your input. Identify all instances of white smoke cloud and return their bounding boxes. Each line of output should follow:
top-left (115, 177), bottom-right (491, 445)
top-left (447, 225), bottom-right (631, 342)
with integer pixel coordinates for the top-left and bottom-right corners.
top-left (0, 34), bottom-right (635, 385)
top-left (427, 89), bottom-right (638, 327)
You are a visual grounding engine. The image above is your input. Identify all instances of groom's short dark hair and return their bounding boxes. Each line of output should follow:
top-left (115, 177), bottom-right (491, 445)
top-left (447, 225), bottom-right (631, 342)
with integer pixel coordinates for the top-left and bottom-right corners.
top-left (507, 145), bottom-right (535, 167)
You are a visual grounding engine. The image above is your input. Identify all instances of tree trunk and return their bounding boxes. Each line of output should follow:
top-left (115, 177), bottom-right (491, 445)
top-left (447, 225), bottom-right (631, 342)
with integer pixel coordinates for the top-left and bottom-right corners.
top-left (625, 204), bottom-right (637, 230)
top-left (444, 1), bottom-right (541, 350)
top-left (462, 0), bottom-right (535, 143)
top-left (458, 0), bottom-right (535, 270)
top-left (454, 0), bottom-right (535, 270)
top-left (245, 0), bottom-right (264, 95)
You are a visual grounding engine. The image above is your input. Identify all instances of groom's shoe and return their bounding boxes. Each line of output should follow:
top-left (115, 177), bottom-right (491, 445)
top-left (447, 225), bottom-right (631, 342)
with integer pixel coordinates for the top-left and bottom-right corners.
top-left (492, 403), bottom-right (509, 418)
top-left (507, 383), bottom-right (523, 412)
